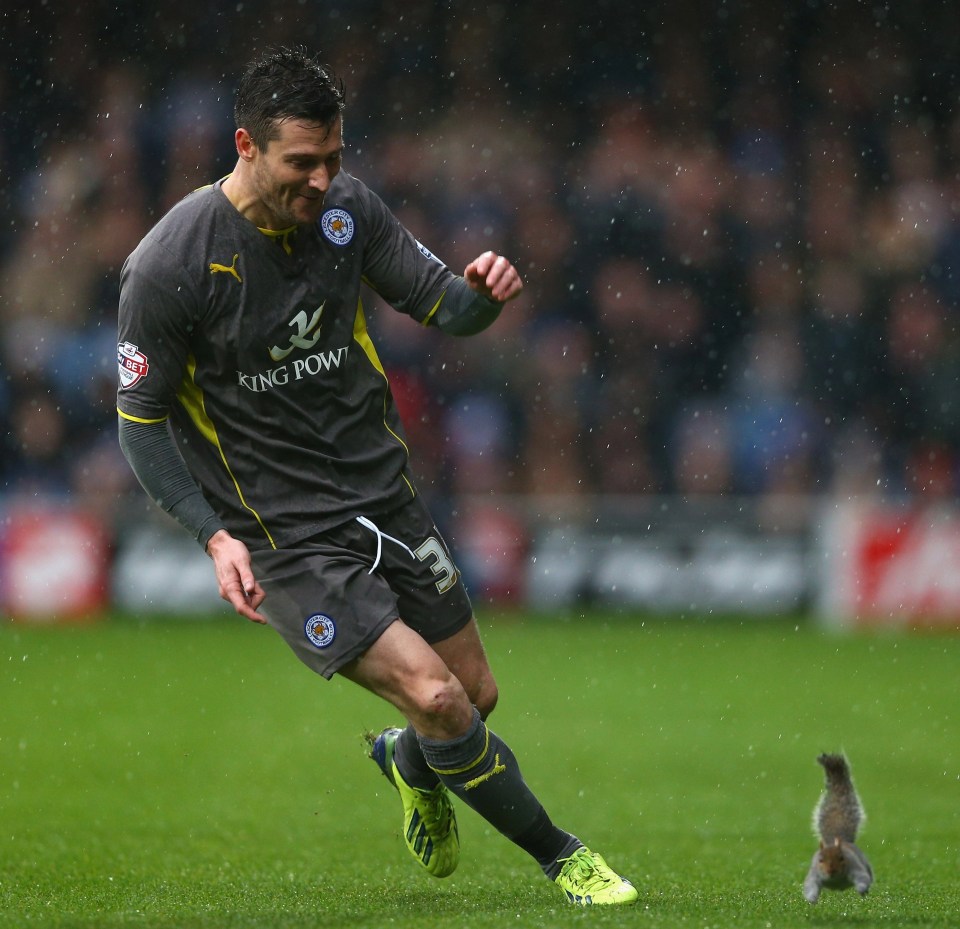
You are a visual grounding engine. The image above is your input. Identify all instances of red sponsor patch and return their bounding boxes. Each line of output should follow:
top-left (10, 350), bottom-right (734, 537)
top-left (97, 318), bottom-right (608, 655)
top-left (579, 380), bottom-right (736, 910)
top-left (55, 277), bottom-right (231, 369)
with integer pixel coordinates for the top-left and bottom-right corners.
top-left (117, 341), bottom-right (150, 389)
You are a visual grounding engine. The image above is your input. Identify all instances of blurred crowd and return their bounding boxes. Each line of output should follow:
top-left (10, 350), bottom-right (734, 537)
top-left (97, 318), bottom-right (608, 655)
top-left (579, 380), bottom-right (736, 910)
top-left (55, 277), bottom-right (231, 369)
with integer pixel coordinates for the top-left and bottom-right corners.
top-left (3, 0), bottom-right (960, 531)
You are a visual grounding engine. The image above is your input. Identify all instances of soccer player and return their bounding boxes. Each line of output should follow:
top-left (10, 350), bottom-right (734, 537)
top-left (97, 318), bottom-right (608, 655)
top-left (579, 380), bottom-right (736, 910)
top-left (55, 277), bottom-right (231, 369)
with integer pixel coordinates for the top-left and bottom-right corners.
top-left (116, 45), bottom-right (636, 907)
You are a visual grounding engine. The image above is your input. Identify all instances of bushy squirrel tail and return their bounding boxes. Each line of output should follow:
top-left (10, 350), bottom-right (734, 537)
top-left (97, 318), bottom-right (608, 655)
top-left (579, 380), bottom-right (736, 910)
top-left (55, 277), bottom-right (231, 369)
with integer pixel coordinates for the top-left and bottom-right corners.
top-left (814, 753), bottom-right (864, 844)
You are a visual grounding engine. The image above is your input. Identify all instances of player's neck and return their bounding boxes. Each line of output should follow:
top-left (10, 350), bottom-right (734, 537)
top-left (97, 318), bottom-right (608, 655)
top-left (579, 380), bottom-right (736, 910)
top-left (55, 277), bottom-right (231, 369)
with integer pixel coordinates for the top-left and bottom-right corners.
top-left (221, 164), bottom-right (286, 231)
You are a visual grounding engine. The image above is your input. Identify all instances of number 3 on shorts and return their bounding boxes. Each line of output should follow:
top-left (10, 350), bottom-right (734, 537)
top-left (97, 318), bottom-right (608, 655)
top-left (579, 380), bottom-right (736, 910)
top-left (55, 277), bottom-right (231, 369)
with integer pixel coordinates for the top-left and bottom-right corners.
top-left (415, 536), bottom-right (459, 594)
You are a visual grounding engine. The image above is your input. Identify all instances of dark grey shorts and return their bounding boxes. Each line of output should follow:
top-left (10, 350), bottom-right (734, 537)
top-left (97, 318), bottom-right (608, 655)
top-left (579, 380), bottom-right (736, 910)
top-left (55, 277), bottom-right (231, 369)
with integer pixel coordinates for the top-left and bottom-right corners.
top-left (251, 495), bottom-right (473, 679)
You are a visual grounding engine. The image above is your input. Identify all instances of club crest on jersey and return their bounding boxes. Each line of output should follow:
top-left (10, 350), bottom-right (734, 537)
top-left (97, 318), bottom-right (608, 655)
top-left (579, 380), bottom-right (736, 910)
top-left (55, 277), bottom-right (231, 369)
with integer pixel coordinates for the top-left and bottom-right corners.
top-left (320, 208), bottom-right (355, 246)
top-left (117, 341), bottom-right (150, 389)
top-left (304, 613), bottom-right (337, 648)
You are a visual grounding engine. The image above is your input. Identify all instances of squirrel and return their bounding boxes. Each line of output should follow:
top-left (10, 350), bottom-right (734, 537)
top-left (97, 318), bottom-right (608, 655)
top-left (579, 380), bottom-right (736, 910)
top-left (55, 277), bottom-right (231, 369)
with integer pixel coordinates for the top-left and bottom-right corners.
top-left (802, 753), bottom-right (874, 904)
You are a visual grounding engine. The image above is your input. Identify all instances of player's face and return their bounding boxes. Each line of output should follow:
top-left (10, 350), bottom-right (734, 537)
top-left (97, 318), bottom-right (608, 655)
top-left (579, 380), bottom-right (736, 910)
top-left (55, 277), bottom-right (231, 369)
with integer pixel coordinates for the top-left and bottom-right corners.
top-left (250, 117), bottom-right (343, 228)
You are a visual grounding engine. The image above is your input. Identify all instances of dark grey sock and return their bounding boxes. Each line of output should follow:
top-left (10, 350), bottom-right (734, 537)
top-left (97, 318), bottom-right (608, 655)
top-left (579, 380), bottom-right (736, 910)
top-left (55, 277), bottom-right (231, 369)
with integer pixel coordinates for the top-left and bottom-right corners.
top-left (515, 812), bottom-right (583, 880)
top-left (393, 723), bottom-right (440, 791)
top-left (417, 708), bottom-right (580, 876)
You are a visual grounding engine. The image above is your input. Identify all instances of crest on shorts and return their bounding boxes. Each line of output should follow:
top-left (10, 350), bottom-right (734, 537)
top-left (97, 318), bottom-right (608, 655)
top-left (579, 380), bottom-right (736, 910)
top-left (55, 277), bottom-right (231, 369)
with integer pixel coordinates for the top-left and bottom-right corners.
top-left (320, 208), bottom-right (355, 246)
top-left (304, 613), bottom-right (337, 648)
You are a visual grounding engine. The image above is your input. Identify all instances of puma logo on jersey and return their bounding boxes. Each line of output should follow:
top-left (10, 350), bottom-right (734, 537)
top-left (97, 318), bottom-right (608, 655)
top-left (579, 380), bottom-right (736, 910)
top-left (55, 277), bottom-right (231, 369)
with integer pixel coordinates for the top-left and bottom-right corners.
top-left (269, 303), bottom-right (326, 361)
top-left (209, 254), bottom-right (242, 282)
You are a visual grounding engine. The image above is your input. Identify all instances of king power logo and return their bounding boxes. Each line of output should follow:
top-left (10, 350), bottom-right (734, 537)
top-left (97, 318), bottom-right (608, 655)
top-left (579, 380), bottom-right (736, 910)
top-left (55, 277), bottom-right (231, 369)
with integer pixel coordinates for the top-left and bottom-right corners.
top-left (237, 344), bottom-right (349, 393)
top-left (269, 303), bottom-right (325, 362)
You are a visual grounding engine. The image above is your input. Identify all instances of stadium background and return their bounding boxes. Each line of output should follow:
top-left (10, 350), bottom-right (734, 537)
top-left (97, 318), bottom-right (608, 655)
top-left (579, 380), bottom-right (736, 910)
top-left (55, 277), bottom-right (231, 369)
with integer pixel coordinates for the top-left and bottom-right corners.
top-left (2, 1), bottom-right (960, 624)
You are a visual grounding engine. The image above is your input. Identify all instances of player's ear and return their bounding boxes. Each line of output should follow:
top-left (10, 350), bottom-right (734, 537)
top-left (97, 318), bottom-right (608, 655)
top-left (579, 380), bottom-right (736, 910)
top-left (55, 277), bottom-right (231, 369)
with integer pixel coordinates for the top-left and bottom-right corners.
top-left (235, 128), bottom-right (258, 161)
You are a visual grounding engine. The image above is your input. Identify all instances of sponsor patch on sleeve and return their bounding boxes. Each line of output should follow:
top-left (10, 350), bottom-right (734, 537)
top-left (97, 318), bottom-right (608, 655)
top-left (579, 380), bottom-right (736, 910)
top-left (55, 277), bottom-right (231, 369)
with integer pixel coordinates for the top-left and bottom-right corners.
top-left (415, 240), bottom-right (446, 267)
top-left (117, 341), bottom-right (150, 389)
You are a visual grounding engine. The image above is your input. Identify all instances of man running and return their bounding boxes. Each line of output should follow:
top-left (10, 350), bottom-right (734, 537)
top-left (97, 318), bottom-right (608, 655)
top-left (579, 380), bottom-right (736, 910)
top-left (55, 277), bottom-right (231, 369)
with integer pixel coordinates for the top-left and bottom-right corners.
top-left (117, 45), bottom-right (636, 907)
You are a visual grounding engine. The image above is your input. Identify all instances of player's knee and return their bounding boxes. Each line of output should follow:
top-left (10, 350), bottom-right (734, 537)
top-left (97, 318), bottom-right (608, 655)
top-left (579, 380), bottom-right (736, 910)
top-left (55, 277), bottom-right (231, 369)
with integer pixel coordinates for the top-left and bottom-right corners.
top-left (410, 674), bottom-right (473, 734)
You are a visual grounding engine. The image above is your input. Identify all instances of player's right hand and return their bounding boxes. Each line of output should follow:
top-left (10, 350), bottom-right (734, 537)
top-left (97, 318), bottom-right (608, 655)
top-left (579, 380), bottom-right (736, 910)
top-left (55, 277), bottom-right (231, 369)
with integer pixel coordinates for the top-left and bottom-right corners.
top-left (464, 251), bottom-right (523, 303)
top-left (206, 530), bottom-right (268, 624)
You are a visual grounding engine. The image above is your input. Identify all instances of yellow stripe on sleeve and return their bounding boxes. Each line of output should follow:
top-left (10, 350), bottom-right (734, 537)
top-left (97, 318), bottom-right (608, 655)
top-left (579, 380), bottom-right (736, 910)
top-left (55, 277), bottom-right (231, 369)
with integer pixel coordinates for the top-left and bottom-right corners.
top-left (117, 408), bottom-right (168, 424)
top-left (420, 293), bottom-right (444, 327)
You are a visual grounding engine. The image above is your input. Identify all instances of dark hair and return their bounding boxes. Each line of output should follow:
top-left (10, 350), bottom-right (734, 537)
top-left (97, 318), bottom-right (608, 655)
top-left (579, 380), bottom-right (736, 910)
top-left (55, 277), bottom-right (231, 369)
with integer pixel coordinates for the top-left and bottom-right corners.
top-left (234, 45), bottom-right (345, 148)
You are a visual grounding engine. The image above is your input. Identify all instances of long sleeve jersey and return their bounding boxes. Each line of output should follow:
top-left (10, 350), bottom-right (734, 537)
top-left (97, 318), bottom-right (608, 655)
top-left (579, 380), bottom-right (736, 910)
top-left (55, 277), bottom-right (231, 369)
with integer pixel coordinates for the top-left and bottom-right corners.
top-left (117, 172), bottom-right (500, 550)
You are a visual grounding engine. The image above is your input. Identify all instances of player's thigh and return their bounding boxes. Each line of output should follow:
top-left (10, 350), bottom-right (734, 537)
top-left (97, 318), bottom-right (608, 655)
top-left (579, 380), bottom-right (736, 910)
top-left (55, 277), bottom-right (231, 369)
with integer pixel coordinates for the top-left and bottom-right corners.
top-left (340, 619), bottom-right (475, 738)
top-left (431, 618), bottom-right (499, 719)
top-left (375, 499), bottom-right (498, 715)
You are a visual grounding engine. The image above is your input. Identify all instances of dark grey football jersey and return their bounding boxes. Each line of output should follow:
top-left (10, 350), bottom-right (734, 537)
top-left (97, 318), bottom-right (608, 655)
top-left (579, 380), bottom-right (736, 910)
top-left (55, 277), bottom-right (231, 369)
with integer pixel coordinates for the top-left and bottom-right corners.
top-left (117, 173), bottom-right (454, 550)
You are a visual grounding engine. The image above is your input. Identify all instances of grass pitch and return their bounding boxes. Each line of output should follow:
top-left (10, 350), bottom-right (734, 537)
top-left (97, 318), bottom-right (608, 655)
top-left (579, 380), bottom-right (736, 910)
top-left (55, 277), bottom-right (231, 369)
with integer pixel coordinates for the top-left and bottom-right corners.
top-left (1, 609), bottom-right (958, 928)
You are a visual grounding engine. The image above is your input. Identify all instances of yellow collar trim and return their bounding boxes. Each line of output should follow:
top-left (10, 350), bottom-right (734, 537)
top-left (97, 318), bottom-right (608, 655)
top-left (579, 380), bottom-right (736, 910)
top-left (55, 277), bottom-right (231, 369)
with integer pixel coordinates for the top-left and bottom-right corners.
top-left (258, 225), bottom-right (297, 255)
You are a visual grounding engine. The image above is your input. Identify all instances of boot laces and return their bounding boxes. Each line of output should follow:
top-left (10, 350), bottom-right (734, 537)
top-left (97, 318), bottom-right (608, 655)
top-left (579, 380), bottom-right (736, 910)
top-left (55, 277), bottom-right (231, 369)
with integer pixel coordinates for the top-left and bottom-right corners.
top-left (558, 849), bottom-right (617, 891)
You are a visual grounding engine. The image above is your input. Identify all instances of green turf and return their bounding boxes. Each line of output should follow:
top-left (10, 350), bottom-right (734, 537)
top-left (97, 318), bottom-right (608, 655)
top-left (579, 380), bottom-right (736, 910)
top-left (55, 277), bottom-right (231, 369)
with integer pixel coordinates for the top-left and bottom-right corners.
top-left (1, 610), bottom-right (957, 928)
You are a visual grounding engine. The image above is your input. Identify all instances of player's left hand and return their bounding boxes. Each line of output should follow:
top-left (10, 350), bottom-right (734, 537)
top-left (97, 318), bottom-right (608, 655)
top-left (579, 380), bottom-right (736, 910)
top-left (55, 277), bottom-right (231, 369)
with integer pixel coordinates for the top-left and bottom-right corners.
top-left (464, 251), bottom-right (523, 303)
